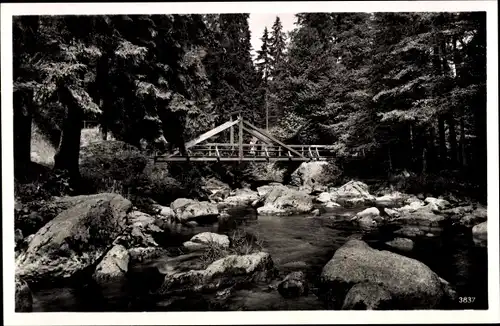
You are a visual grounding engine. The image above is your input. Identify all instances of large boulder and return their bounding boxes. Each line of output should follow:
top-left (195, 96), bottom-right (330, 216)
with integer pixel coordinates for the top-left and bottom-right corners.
top-left (320, 239), bottom-right (449, 309)
top-left (424, 197), bottom-right (450, 211)
top-left (375, 192), bottom-right (407, 208)
top-left (460, 214), bottom-right (486, 228)
top-left (16, 193), bottom-right (131, 283)
top-left (93, 244), bottom-right (129, 285)
top-left (473, 206), bottom-right (488, 219)
top-left (183, 232), bottom-right (230, 252)
top-left (127, 210), bottom-right (156, 228)
top-left (124, 210), bottom-right (166, 245)
top-left (472, 222), bottom-right (487, 247)
top-left (201, 178), bottom-right (231, 203)
top-left (278, 271), bottom-right (309, 298)
top-left (441, 205), bottom-right (474, 218)
top-left (455, 206), bottom-right (487, 228)
top-left (357, 216), bottom-right (378, 229)
top-left (396, 201), bottom-right (426, 213)
top-left (151, 204), bottom-right (175, 220)
top-left (385, 237), bottom-right (414, 252)
top-left (128, 247), bottom-right (169, 263)
top-left (159, 252), bottom-right (275, 295)
top-left (330, 181), bottom-right (375, 207)
top-left (15, 193), bottom-right (124, 237)
top-left (342, 283), bottom-right (392, 310)
top-left (394, 226), bottom-right (425, 238)
top-left (256, 184), bottom-right (279, 198)
top-left (384, 208), bottom-right (400, 219)
top-left (352, 207), bottom-right (382, 229)
top-left (290, 161), bottom-right (340, 194)
top-left (356, 207), bottom-right (381, 220)
top-left (170, 198), bottom-right (219, 223)
top-left (224, 188), bottom-right (259, 207)
top-left (316, 192), bottom-right (333, 203)
top-left (15, 275), bottom-right (33, 312)
top-left (325, 201), bottom-right (341, 208)
top-left (404, 196), bottom-right (425, 206)
top-left (393, 205), bottom-right (445, 227)
top-left (23, 234), bottom-right (36, 248)
top-left (257, 185), bottom-right (313, 216)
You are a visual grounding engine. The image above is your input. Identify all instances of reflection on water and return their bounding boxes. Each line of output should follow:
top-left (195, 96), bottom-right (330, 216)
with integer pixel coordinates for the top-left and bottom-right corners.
top-left (31, 206), bottom-right (488, 311)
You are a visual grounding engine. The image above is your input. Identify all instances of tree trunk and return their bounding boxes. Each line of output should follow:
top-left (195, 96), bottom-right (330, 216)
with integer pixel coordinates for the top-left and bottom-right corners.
top-left (404, 124), bottom-right (412, 171)
top-left (409, 123), bottom-right (414, 165)
top-left (447, 114), bottom-right (458, 167)
top-left (53, 87), bottom-right (84, 179)
top-left (13, 91), bottom-right (32, 178)
top-left (440, 39), bottom-right (451, 75)
top-left (54, 106), bottom-right (83, 178)
top-left (100, 124), bottom-right (108, 140)
top-left (459, 117), bottom-right (467, 167)
top-left (452, 36), bottom-right (464, 82)
top-left (438, 116), bottom-right (447, 167)
top-left (427, 126), bottom-right (437, 172)
top-left (388, 145), bottom-right (393, 172)
top-left (422, 147), bottom-right (427, 174)
top-left (97, 51), bottom-right (112, 142)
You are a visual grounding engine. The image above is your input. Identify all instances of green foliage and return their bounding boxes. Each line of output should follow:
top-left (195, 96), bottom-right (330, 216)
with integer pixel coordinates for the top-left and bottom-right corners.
top-left (135, 163), bottom-right (186, 205)
top-left (267, 12), bottom-right (485, 191)
top-left (14, 165), bottom-right (73, 203)
top-left (204, 14), bottom-right (262, 128)
top-left (269, 16), bottom-right (287, 72)
top-left (78, 140), bottom-right (149, 194)
top-left (256, 27), bottom-right (272, 81)
top-left (199, 229), bottom-right (264, 268)
top-left (13, 13), bottom-right (486, 198)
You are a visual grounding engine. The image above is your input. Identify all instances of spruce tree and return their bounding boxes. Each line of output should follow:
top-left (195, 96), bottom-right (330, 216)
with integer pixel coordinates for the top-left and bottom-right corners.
top-left (206, 14), bottom-right (261, 126)
top-left (256, 27), bottom-right (272, 83)
top-left (269, 16), bottom-right (287, 76)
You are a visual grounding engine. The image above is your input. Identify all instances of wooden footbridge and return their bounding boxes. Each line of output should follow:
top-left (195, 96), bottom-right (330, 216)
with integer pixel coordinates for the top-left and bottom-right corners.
top-left (154, 113), bottom-right (337, 163)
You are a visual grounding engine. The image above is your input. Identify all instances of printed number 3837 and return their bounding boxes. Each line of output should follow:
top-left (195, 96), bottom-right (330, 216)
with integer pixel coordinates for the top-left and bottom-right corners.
top-left (459, 297), bottom-right (476, 303)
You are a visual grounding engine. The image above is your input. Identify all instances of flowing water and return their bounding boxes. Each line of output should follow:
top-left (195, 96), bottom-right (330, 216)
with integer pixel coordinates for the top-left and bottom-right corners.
top-left (31, 206), bottom-right (488, 312)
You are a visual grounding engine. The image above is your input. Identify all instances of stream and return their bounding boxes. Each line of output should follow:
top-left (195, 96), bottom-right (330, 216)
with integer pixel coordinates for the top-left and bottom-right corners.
top-left (30, 206), bottom-right (488, 311)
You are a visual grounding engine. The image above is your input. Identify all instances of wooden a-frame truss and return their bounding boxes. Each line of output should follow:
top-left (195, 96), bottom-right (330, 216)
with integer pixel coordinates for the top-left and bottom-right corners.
top-left (154, 114), bottom-right (335, 162)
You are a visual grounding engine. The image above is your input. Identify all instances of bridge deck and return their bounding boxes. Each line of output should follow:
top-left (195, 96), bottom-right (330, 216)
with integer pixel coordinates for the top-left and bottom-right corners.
top-left (152, 115), bottom-right (340, 163)
top-left (154, 143), bottom-right (336, 162)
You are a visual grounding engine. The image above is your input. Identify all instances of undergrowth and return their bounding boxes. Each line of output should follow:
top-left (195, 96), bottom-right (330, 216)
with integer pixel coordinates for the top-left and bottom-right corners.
top-left (199, 229), bottom-right (265, 268)
top-left (80, 127), bottom-right (115, 147)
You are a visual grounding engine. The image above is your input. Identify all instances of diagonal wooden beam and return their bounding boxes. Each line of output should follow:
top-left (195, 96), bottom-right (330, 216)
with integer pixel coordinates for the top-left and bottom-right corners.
top-left (243, 120), bottom-right (305, 158)
top-left (242, 126), bottom-right (273, 146)
top-left (185, 118), bottom-right (240, 149)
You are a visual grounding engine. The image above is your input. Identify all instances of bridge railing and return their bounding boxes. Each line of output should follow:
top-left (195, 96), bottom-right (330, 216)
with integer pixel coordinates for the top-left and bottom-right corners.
top-left (196, 144), bottom-right (334, 157)
top-left (154, 143), bottom-right (337, 162)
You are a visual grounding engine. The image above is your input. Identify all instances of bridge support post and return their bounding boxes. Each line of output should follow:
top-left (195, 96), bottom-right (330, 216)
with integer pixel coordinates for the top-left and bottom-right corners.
top-left (230, 116), bottom-right (234, 148)
top-left (238, 115), bottom-right (243, 162)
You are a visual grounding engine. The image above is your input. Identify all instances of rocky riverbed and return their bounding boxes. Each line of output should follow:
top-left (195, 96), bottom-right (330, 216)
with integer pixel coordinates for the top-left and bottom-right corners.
top-left (14, 162), bottom-right (488, 312)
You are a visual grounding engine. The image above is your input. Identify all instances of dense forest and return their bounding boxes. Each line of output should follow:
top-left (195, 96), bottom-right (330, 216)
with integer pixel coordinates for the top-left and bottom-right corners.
top-left (13, 12), bottom-right (487, 199)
